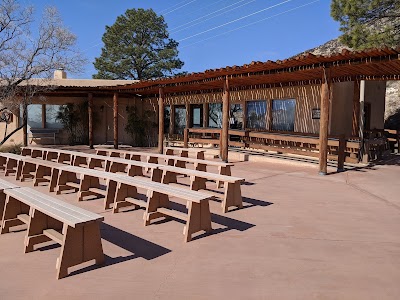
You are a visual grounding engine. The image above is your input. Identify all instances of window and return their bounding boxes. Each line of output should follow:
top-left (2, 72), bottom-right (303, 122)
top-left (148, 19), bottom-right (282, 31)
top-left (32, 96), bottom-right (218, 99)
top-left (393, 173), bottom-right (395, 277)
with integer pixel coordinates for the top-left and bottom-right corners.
top-left (191, 104), bottom-right (203, 127)
top-left (246, 101), bottom-right (266, 129)
top-left (164, 105), bottom-right (170, 134)
top-left (230, 104), bottom-right (243, 129)
top-left (271, 99), bottom-right (296, 131)
top-left (174, 106), bottom-right (186, 135)
top-left (209, 103), bottom-right (222, 128)
top-left (26, 104), bottom-right (42, 129)
top-left (46, 105), bottom-right (64, 129)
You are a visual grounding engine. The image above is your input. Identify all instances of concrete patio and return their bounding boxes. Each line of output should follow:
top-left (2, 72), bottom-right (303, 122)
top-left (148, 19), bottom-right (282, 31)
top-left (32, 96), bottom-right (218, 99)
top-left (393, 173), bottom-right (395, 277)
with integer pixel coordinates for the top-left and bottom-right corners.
top-left (0, 149), bottom-right (399, 300)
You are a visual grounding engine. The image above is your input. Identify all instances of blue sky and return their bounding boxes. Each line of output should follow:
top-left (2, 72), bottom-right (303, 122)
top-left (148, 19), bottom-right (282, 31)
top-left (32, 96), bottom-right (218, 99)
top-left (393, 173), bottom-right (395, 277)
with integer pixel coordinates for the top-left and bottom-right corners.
top-left (28, 0), bottom-right (341, 78)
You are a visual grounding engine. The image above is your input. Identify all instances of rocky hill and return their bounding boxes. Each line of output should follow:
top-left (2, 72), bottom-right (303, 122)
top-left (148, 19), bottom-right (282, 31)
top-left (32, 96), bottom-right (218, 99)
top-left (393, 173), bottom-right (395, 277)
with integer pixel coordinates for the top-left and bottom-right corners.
top-left (303, 39), bottom-right (400, 123)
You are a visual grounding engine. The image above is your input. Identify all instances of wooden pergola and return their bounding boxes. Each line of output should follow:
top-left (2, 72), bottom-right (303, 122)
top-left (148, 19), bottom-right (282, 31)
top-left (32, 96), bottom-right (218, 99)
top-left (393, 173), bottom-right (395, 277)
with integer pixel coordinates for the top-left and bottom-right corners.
top-left (105, 47), bottom-right (400, 174)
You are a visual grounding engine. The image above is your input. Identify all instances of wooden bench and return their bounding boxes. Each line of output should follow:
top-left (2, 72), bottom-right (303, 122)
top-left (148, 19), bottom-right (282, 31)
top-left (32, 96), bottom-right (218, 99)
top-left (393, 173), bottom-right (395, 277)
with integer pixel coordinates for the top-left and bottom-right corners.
top-left (164, 147), bottom-right (206, 159)
top-left (159, 165), bottom-right (244, 213)
top-left (0, 178), bottom-right (18, 220)
top-left (96, 148), bottom-right (234, 184)
top-left (19, 158), bottom-right (64, 192)
top-left (28, 128), bottom-right (59, 145)
top-left (110, 174), bottom-right (213, 242)
top-left (0, 152), bottom-right (25, 177)
top-left (1, 187), bottom-right (104, 279)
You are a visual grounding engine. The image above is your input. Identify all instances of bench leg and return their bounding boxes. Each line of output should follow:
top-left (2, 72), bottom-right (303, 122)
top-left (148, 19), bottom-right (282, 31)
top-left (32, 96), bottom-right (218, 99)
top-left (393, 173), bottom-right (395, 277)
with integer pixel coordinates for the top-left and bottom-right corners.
top-left (130, 154), bottom-right (141, 161)
top-left (20, 162), bottom-right (36, 182)
top-left (56, 171), bottom-right (79, 194)
top-left (112, 182), bottom-right (139, 213)
top-left (194, 162), bottom-right (207, 172)
top-left (150, 168), bottom-right (162, 183)
top-left (217, 166), bottom-right (231, 188)
top-left (184, 200), bottom-right (212, 242)
top-left (128, 165), bottom-right (143, 177)
top-left (78, 175), bottom-right (100, 201)
top-left (1, 196), bottom-right (30, 234)
top-left (5, 159), bottom-right (17, 177)
top-left (57, 222), bottom-right (104, 280)
top-left (162, 170), bottom-right (177, 184)
top-left (175, 160), bottom-right (186, 169)
top-left (222, 181), bottom-right (243, 213)
top-left (189, 175), bottom-right (207, 191)
top-left (145, 157), bottom-right (158, 173)
top-left (104, 180), bottom-right (117, 210)
top-left (25, 209), bottom-right (62, 253)
top-left (49, 169), bottom-right (59, 192)
top-left (144, 191), bottom-right (170, 226)
top-left (33, 165), bottom-right (47, 186)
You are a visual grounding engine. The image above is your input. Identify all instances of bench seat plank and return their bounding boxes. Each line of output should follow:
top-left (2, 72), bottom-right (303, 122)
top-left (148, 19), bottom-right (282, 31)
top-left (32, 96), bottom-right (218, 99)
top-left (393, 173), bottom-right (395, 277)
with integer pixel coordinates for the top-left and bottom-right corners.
top-left (4, 187), bottom-right (103, 227)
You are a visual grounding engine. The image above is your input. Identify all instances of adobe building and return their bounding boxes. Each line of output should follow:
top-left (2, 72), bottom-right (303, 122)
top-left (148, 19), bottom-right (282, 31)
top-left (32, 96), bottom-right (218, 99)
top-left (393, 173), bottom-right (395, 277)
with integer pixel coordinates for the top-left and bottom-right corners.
top-left (1, 47), bottom-right (399, 174)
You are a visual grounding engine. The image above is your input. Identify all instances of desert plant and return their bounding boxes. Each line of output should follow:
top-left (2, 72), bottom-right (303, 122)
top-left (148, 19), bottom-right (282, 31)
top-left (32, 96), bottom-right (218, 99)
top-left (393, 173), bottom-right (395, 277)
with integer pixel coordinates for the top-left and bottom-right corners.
top-left (125, 106), bottom-right (157, 147)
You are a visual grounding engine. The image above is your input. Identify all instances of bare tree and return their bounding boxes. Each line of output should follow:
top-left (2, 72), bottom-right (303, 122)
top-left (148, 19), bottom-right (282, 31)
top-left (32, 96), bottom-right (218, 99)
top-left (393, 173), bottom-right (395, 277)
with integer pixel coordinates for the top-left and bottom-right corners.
top-left (0, 0), bottom-right (86, 145)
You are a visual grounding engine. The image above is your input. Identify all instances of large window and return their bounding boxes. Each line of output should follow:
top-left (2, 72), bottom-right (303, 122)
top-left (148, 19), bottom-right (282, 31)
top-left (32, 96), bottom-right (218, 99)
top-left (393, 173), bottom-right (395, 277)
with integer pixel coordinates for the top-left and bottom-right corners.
top-left (246, 101), bottom-right (267, 129)
top-left (164, 105), bottom-right (170, 134)
top-left (174, 106), bottom-right (186, 135)
top-left (230, 104), bottom-right (243, 129)
top-left (191, 104), bottom-right (203, 127)
top-left (209, 103), bottom-right (222, 128)
top-left (271, 99), bottom-right (296, 131)
top-left (26, 104), bottom-right (42, 129)
top-left (46, 105), bottom-right (64, 129)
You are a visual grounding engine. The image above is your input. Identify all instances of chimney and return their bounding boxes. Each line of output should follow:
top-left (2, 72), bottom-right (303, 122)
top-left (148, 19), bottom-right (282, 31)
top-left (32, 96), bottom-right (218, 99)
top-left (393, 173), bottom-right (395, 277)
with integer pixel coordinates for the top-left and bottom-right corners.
top-left (54, 69), bottom-right (67, 79)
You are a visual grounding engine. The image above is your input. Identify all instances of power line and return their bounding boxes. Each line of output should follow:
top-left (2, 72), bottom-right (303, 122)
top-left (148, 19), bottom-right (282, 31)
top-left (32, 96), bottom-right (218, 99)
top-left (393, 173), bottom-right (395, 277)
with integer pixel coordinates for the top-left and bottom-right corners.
top-left (171, 0), bottom-right (255, 33)
top-left (181, 0), bottom-right (319, 49)
top-left (178, 0), bottom-right (294, 42)
top-left (158, 0), bottom-right (191, 14)
top-left (163, 0), bottom-right (198, 16)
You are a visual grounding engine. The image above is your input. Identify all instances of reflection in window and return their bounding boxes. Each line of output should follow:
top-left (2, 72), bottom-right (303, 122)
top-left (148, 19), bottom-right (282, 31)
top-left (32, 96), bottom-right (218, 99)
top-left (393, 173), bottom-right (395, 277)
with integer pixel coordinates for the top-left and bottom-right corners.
top-left (46, 105), bottom-right (64, 129)
top-left (174, 106), bottom-right (186, 135)
top-left (191, 104), bottom-right (202, 127)
top-left (26, 104), bottom-right (42, 130)
top-left (271, 99), bottom-right (296, 131)
top-left (246, 101), bottom-right (266, 129)
top-left (230, 104), bottom-right (243, 129)
top-left (209, 103), bottom-right (222, 128)
top-left (164, 105), bottom-right (170, 134)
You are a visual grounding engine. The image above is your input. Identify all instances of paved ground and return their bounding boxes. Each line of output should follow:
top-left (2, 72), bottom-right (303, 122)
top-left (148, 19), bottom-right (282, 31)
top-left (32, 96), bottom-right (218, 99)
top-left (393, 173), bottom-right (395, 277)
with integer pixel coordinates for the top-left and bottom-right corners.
top-left (0, 148), bottom-right (399, 300)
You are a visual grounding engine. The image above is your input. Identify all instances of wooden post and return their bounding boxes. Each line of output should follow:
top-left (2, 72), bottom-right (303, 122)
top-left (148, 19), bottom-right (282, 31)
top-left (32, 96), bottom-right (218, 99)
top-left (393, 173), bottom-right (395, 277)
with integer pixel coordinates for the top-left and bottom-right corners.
top-left (41, 104), bottom-right (46, 128)
top-left (359, 80), bottom-right (367, 163)
top-left (169, 104), bottom-right (175, 136)
top-left (319, 70), bottom-right (330, 175)
top-left (352, 80), bottom-right (360, 137)
top-left (113, 92), bottom-right (118, 149)
top-left (242, 101), bottom-right (247, 129)
top-left (183, 128), bottom-right (189, 148)
top-left (185, 103), bottom-right (190, 129)
top-left (88, 93), bottom-right (93, 149)
top-left (158, 88), bottom-right (165, 154)
top-left (203, 103), bottom-right (209, 128)
top-left (337, 134), bottom-right (346, 172)
top-left (267, 99), bottom-right (273, 130)
top-left (221, 76), bottom-right (230, 162)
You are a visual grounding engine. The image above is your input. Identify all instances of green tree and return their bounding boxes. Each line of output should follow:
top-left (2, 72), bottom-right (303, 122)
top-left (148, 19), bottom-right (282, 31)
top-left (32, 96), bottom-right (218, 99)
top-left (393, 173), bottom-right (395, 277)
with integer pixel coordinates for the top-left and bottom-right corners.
top-left (93, 8), bottom-right (184, 80)
top-left (331, 0), bottom-right (400, 49)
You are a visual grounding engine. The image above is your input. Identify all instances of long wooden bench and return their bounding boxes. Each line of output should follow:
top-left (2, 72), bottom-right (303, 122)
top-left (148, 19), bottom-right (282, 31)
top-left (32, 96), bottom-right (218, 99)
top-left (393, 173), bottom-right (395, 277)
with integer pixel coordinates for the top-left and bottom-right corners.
top-left (0, 152), bottom-right (25, 177)
top-left (0, 178), bottom-right (19, 219)
top-left (164, 147), bottom-right (206, 159)
top-left (159, 165), bottom-right (244, 213)
top-left (96, 148), bottom-right (234, 185)
top-left (1, 187), bottom-right (104, 279)
top-left (110, 174), bottom-right (213, 242)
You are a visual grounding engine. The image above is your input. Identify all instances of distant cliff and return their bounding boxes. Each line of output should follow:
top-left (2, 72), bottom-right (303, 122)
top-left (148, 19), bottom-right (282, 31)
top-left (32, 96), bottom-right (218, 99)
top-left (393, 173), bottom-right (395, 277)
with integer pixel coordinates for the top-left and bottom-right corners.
top-left (302, 39), bottom-right (400, 123)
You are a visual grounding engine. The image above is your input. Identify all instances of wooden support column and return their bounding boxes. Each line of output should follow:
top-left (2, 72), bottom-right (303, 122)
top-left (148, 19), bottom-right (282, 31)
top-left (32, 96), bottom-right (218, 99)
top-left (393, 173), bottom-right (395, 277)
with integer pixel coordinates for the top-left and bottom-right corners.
top-left (41, 104), bottom-right (46, 128)
top-left (242, 101), bottom-right (247, 129)
top-left (185, 103), bottom-right (190, 129)
top-left (113, 92), bottom-right (118, 149)
top-left (359, 80), bottom-right (368, 163)
top-left (221, 76), bottom-right (230, 162)
top-left (318, 70), bottom-right (330, 175)
top-left (352, 80), bottom-right (360, 137)
top-left (169, 105), bottom-right (175, 136)
top-left (158, 88), bottom-right (165, 154)
top-left (203, 103), bottom-right (209, 128)
top-left (88, 93), bottom-right (93, 149)
top-left (267, 99), bottom-right (273, 130)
